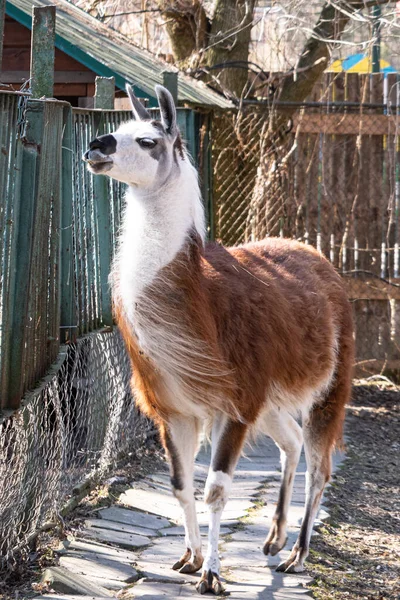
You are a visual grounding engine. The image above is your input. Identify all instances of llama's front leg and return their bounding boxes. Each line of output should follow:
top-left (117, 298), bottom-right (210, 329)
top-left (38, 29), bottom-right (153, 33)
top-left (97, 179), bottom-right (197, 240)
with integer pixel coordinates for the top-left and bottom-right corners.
top-left (196, 416), bottom-right (248, 595)
top-left (159, 416), bottom-right (203, 573)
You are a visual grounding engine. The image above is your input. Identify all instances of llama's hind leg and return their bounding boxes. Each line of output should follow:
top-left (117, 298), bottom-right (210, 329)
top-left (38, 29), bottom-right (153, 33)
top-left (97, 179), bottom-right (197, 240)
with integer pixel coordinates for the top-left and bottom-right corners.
top-left (276, 416), bottom-right (332, 574)
top-left (277, 313), bottom-right (353, 574)
top-left (277, 390), bottom-right (349, 572)
top-left (261, 409), bottom-right (303, 556)
top-left (196, 415), bottom-right (248, 595)
top-left (159, 416), bottom-right (203, 574)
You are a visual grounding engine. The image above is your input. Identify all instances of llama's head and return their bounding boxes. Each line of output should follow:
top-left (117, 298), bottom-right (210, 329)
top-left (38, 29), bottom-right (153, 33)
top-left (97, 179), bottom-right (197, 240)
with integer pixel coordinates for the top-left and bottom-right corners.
top-left (83, 85), bottom-right (182, 189)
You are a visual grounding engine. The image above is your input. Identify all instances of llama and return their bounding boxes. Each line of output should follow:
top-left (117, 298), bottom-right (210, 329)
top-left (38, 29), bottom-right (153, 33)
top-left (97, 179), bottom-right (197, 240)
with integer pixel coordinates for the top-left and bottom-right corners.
top-left (83, 85), bottom-right (354, 595)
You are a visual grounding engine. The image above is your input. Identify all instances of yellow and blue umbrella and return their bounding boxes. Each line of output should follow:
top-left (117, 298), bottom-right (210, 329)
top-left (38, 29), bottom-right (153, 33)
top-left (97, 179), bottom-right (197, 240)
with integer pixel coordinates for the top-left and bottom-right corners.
top-left (328, 53), bottom-right (397, 74)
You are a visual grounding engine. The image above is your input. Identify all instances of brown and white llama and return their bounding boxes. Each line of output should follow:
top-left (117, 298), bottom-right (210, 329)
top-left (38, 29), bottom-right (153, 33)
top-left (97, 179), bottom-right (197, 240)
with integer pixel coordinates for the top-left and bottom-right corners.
top-left (84, 85), bottom-right (354, 595)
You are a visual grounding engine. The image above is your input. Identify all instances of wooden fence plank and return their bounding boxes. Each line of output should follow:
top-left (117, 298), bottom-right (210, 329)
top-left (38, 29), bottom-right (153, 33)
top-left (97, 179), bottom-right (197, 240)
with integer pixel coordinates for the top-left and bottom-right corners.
top-left (60, 105), bottom-right (76, 343)
top-left (292, 113), bottom-right (398, 135)
top-left (6, 101), bottom-right (43, 408)
top-left (0, 0), bottom-right (6, 70)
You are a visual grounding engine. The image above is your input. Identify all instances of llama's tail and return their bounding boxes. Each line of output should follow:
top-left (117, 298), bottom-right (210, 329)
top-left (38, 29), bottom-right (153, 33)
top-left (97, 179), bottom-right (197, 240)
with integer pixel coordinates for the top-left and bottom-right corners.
top-left (308, 305), bottom-right (354, 451)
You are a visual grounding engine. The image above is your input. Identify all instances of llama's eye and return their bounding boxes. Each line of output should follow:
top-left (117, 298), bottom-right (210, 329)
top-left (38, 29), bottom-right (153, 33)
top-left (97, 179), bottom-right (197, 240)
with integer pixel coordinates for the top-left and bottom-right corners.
top-left (138, 138), bottom-right (157, 149)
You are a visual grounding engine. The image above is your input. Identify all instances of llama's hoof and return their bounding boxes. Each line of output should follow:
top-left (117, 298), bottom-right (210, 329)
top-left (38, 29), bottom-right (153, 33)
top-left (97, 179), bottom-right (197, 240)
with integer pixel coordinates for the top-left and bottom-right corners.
top-left (197, 579), bottom-right (209, 595)
top-left (172, 549), bottom-right (191, 571)
top-left (263, 535), bottom-right (287, 556)
top-left (196, 570), bottom-right (226, 595)
top-left (179, 556), bottom-right (203, 574)
top-left (172, 550), bottom-right (203, 574)
top-left (276, 556), bottom-right (305, 573)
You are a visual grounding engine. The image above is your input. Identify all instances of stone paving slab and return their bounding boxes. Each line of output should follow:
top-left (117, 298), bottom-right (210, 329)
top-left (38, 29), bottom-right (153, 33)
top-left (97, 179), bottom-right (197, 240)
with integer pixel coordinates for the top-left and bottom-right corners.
top-left (122, 582), bottom-right (192, 598)
top-left (37, 596), bottom-right (114, 600)
top-left (41, 567), bottom-right (114, 597)
top-left (62, 539), bottom-right (139, 563)
top-left (79, 526), bottom-right (150, 549)
top-left (42, 436), bottom-right (343, 599)
top-left (85, 517), bottom-right (155, 538)
top-left (59, 554), bottom-right (138, 584)
top-left (99, 507), bottom-right (170, 530)
top-left (159, 525), bottom-right (232, 537)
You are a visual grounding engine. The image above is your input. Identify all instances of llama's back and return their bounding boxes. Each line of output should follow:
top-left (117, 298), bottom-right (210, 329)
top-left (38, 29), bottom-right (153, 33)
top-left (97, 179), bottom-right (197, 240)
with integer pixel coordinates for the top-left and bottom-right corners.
top-left (202, 237), bottom-right (354, 424)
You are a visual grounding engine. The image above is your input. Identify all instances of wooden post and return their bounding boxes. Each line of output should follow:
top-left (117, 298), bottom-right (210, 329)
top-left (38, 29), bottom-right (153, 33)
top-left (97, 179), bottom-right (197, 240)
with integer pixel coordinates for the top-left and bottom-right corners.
top-left (94, 76), bottom-right (115, 109)
top-left (92, 106), bottom-right (113, 327)
top-left (162, 71), bottom-right (178, 104)
top-left (0, 0), bottom-right (6, 71)
top-left (372, 5), bottom-right (381, 74)
top-left (7, 101), bottom-right (44, 409)
top-left (30, 6), bottom-right (56, 98)
top-left (60, 105), bottom-right (76, 343)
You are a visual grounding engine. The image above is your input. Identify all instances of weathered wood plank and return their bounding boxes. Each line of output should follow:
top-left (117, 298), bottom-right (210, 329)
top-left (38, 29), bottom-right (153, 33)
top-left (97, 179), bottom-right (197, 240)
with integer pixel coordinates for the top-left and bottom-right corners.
top-left (94, 76), bottom-right (115, 110)
top-left (60, 105), bottom-right (76, 343)
top-left (343, 277), bottom-right (400, 300)
top-left (6, 100), bottom-right (42, 408)
top-left (292, 113), bottom-right (397, 136)
top-left (0, 70), bottom-right (97, 83)
top-left (0, 0), bottom-right (6, 70)
top-left (30, 6), bottom-right (55, 98)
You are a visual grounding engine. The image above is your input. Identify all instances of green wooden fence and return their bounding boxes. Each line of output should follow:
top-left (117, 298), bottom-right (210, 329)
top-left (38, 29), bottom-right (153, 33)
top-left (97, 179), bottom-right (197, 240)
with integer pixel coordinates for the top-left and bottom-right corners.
top-left (0, 91), bottom-right (204, 412)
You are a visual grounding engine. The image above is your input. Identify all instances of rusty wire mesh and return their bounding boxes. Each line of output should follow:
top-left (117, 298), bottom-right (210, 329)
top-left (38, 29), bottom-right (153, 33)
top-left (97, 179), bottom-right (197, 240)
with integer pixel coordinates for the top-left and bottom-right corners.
top-left (0, 329), bottom-right (151, 571)
top-left (211, 79), bottom-right (400, 375)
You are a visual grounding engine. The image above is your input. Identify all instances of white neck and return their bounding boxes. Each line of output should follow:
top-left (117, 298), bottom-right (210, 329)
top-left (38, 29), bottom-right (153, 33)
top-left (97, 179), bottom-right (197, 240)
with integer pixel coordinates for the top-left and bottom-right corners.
top-left (113, 157), bottom-right (205, 324)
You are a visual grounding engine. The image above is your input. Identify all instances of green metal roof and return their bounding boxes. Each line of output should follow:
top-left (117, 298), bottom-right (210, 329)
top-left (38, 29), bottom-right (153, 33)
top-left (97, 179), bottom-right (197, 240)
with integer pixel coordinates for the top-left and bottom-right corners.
top-left (6, 0), bottom-right (232, 108)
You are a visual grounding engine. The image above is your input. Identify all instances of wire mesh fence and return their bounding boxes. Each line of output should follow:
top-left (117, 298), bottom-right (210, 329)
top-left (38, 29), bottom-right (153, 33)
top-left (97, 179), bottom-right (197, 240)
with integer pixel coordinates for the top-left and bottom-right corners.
top-left (211, 74), bottom-right (400, 374)
top-left (0, 96), bottom-right (203, 572)
top-left (0, 328), bottom-right (151, 571)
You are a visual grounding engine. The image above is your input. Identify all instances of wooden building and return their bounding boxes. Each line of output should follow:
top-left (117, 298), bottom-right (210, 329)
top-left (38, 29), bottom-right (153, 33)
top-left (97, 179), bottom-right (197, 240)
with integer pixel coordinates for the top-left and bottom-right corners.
top-left (1, 0), bottom-right (230, 108)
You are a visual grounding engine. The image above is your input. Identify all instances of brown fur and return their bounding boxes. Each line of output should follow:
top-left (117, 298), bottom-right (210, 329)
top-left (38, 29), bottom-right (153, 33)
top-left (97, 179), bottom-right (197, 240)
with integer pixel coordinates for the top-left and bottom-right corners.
top-left (114, 234), bottom-right (354, 444)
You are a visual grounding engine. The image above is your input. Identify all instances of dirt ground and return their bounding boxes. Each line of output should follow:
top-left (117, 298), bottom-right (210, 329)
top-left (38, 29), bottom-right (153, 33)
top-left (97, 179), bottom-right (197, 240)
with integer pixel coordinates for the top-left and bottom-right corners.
top-left (307, 379), bottom-right (400, 600)
top-left (1, 380), bottom-right (399, 600)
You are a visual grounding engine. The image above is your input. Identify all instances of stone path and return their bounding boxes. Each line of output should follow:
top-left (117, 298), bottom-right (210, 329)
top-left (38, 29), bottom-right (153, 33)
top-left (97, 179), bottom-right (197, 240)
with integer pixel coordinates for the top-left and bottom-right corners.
top-left (38, 437), bottom-right (344, 599)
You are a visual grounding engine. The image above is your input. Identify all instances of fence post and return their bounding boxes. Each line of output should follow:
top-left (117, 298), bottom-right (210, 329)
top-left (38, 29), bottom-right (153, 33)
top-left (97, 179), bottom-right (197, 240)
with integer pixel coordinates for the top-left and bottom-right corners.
top-left (30, 6), bottom-right (56, 98)
top-left (93, 82), bottom-right (113, 327)
top-left (60, 105), bottom-right (76, 343)
top-left (7, 101), bottom-right (44, 409)
top-left (94, 76), bottom-right (115, 109)
top-left (200, 112), bottom-right (214, 241)
top-left (0, 0), bottom-right (6, 71)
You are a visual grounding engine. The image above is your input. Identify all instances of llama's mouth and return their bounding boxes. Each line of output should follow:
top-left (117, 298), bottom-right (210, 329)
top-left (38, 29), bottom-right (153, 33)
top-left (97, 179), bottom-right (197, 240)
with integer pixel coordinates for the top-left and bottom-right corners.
top-left (87, 160), bottom-right (113, 174)
top-left (83, 150), bottom-right (113, 173)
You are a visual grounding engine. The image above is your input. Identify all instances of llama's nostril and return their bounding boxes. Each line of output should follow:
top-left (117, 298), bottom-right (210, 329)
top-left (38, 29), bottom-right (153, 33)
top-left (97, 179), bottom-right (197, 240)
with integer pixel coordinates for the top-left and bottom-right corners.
top-left (89, 138), bottom-right (103, 151)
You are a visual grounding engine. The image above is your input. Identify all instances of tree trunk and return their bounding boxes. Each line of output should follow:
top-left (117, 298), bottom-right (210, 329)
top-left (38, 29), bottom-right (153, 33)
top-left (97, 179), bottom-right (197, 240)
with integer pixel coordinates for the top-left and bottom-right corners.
top-left (204, 0), bottom-right (256, 98)
top-left (247, 0), bottom-right (389, 241)
top-left (156, 0), bottom-right (208, 65)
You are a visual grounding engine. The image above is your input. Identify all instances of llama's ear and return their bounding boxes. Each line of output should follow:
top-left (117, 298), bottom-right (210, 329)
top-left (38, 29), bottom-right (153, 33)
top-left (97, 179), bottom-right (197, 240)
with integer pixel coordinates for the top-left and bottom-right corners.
top-left (126, 84), bottom-right (151, 120)
top-left (155, 85), bottom-right (177, 136)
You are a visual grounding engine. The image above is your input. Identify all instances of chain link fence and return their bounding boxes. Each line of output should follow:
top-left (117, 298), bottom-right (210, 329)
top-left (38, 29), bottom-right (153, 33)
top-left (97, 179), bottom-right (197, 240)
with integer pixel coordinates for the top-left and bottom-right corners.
top-left (0, 93), bottom-right (205, 573)
top-left (0, 329), bottom-right (152, 571)
top-left (210, 75), bottom-right (400, 375)
top-left (0, 95), bottom-right (149, 573)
